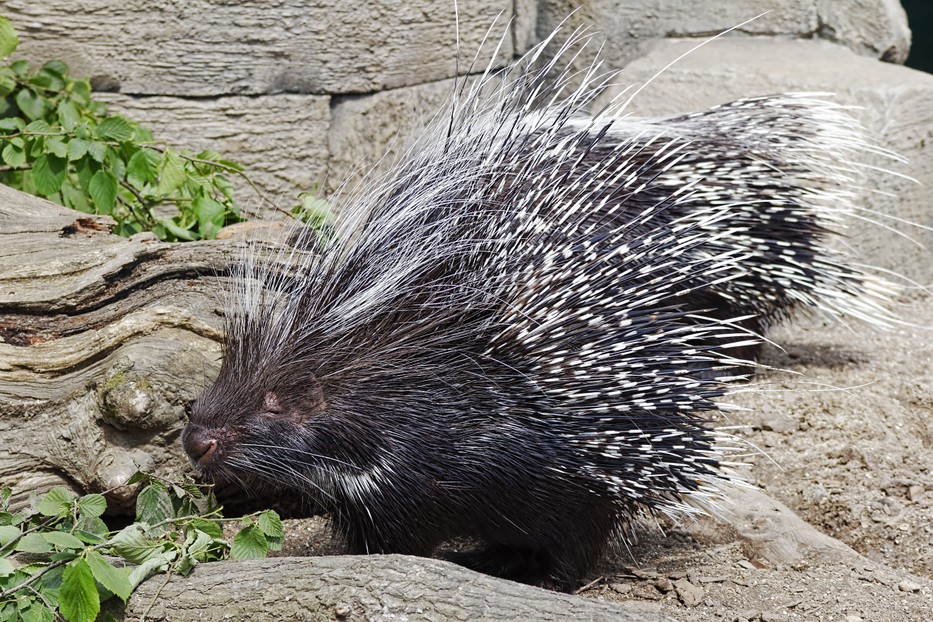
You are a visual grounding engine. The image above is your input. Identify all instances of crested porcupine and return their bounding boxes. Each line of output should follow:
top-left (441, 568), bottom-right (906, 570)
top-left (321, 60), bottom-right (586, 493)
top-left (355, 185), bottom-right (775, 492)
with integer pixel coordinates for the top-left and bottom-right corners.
top-left (181, 32), bottom-right (901, 588)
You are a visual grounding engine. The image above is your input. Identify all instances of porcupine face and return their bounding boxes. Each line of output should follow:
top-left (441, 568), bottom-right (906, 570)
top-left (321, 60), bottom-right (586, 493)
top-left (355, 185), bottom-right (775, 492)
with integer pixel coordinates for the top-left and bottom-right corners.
top-left (181, 356), bottom-right (336, 493)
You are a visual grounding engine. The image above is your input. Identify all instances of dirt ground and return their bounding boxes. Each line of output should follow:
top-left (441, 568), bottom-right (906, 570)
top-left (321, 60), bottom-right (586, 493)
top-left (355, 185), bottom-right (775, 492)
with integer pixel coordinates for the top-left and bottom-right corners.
top-left (277, 292), bottom-right (933, 622)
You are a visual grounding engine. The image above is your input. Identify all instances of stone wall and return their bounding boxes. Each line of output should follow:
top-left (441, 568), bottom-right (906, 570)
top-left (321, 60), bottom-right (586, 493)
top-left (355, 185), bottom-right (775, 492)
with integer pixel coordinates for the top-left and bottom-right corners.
top-left (6, 0), bottom-right (932, 280)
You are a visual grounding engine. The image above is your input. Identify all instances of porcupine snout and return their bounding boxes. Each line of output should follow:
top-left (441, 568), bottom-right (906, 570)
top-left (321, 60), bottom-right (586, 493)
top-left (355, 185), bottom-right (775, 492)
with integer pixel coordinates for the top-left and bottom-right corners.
top-left (181, 423), bottom-right (222, 467)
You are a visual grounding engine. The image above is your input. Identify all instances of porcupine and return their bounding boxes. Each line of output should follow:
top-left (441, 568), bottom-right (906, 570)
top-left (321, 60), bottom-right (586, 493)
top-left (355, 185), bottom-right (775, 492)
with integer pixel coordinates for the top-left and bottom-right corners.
top-left (181, 31), bottom-right (900, 589)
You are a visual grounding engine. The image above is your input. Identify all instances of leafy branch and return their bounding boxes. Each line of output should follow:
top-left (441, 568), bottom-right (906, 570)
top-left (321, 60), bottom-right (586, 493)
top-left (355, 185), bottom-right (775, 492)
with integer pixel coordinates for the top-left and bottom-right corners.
top-left (0, 474), bottom-right (283, 622)
top-left (0, 16), bottom-right (258, 241)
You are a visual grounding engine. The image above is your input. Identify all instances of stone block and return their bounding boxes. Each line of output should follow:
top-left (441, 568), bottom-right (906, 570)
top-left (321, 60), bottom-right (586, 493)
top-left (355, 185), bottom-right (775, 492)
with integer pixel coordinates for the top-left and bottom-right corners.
top-left (535, 0), bottom-right (909, 77)
top-left (326, 77), bottom-right (469, 194)
top-left (7, 0), bottom-right (514, 96)
top-left (100, 94), bottom-right (331, 209)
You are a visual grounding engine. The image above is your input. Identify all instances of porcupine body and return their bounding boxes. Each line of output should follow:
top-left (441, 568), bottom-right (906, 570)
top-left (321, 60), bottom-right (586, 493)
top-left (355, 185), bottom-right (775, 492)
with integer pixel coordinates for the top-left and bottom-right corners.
top-left (182, 35), bottom-right (898, 589)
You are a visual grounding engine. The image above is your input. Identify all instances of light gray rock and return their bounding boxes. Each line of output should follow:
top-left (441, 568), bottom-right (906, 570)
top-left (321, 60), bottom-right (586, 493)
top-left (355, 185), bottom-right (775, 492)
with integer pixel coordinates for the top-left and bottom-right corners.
top-left (98, 93), bottom-right (331, 210)
top-left (514, 0), bottom-right (540, 55)
top-left (6, 0), bottom-right (514, 96)
top-left (535, 0), bottom-right (910, 76)
top-left (817, 0), bottom-right (911, 63)
top-left (597, 38), bottom-right (933, 284)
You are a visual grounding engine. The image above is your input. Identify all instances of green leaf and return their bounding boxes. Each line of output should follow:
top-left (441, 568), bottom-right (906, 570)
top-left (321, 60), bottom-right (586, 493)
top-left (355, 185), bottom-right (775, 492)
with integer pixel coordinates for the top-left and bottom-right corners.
top-left (127, 555), bottom-right (168, 589)
top-left (38, 487), bottom-right (77, 517)
top-left (215, 158), bottom-right (244, 172)
top-left (230, 524), bottom-right (268, 560)
top-left (87, 170), bottom-right (117, 215)
top-left (24, 119), bottom-right (51, 133)
top-left (0, 16), bottom-right (19, 58)
top-left (188, 518), bottom-right (222, 540)
top-left (76, 494), bottom-right (106, 519)
top-left (0, 558), bottom-right (14, 578)
top-left (0, 116), bottom-right (25, 132)
top-left (192, 194), bottom-right (225, 239)
top-left (95, 116), bottom-right (134, 142)
top-left (105, 146), bottom-right (126, 180)
top-left (125, 472), bottom-right (151, 487)
top-left (46, 136), bottom-right (68, 159)
top-left (74, 157), bottom-right (98, 193)
top-left (177, 527), bottom-right (216, 575)
top-left (67, 138), bottom-right (89, 161)
top-left (0, 72), bottom-right (14, 98)
top-left (2, 142), bottom-right (26, 168)
top-left (135, 484), bottom-right (173, 527)
top-left (15, 89), bottom-right (49, 121)
top-left (42, 59), bottom-right (68, 78)
top-left (71, 79), bottom-right (91, 106)
top-left (107, 524), bottom-right (163, 565)
top-left (0, 524), bottom-right (20, 547)
top-left (21, 602), bottom-right (56, 622)
top-left (157, 217), bottom-right (197, 242)
top-left (85, 550), bottom-right (132, 602)
top-left (32, 153), bottom-right (67, 195)
top-left (86, 141), bottom-right (107, 163)
top-left (295, 193), bottom-right (336, 227)
top-left (58, 101), bottom-right (81, 132)
top-left (59, 558), bottom-right (100, 622)
top-left (72, 530), bottom-right (106, 546)
top-left (33, 66), bottom-right (65, 91)
top-left (35, 564), bottom-right (65, 606)
top-left (156, 147), bottom-right (185, 195)
top-left (255, 510), bottom-right (284, 551)
top-left (9, 59), bottom-right (28, 78)
top-left (126, 148), bottom-right (160, 189)
top-left (42, 531), bottom-right (84, 551)
top-left (14, 533), bottom-right (52, 554)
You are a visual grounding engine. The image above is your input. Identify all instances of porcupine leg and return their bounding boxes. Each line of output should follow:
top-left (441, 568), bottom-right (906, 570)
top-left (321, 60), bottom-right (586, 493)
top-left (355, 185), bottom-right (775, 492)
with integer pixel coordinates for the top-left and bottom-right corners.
top-left (443, 495), bottom-right (617, 590)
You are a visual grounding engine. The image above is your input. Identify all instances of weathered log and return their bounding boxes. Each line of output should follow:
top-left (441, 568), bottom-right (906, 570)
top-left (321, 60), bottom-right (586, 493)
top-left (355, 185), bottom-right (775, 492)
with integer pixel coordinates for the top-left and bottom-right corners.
top-left (0, 184), bottom-right (227, 510)
top-left (111, 555), bottom-right (673, 622)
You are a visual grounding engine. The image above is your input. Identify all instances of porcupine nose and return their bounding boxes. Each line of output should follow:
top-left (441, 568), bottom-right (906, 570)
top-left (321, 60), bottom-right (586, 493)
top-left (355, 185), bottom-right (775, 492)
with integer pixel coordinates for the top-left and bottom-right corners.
top-left (182, 424), bottom-right (220, 466)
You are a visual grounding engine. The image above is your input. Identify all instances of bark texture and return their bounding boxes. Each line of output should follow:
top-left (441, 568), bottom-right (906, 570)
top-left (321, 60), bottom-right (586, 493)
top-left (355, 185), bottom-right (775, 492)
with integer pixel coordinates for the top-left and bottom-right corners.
top-left (0, 184), bottom-right (225, 511)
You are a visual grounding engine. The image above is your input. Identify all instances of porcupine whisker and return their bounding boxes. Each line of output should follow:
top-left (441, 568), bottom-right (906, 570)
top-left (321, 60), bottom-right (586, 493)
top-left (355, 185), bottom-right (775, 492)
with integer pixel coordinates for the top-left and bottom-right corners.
top-left (240, 443), bottom-right (366, 472)
top-left (236, 454), bottom-right (338, 504)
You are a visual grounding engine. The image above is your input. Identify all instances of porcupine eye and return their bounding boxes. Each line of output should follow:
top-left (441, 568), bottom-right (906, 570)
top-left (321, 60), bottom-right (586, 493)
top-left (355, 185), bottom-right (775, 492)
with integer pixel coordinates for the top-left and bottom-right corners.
top-left (260, 391), bottom-right (284, 418)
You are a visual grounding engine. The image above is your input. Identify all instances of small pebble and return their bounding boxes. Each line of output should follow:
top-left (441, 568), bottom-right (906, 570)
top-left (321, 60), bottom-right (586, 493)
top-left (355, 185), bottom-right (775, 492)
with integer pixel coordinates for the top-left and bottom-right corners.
top-left (610, 582), bottom-right (632, 595)
top-left (845, 615), bottom-right (864, 622)
top-left (673, 578), bottom-right (704, 607)
top-left (898, 579), bottom-right (922, 593)
top-left (335, 603), bottom-right (352, 617)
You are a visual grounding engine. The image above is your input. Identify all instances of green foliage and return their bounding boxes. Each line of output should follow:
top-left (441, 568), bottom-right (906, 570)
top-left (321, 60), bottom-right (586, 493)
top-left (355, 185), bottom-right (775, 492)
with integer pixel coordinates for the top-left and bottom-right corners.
top-left (0, 475), bottom-right (284, 622)
top-left (0, 16), bottom-right (247, 241)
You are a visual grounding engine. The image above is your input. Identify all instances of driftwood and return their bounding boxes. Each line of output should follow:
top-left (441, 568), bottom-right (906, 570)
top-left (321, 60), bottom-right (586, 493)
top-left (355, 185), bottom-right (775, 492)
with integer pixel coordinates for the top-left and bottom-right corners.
top-left (0, 184), bottom-right (228, 510)
top-left (111, 555), bottom-right (673, 622)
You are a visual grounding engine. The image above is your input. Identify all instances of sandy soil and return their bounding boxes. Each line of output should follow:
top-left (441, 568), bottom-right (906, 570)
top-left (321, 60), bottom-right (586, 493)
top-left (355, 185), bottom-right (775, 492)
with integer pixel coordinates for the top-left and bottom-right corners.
top-left (277, 293), bottom-right (933, 621)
